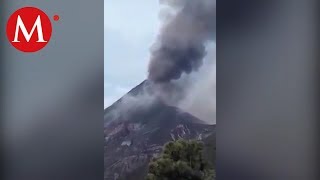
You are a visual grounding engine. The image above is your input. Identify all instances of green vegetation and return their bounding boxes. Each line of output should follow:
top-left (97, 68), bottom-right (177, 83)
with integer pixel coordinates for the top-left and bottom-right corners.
top-left (146, 139), bottom-right (215, 180)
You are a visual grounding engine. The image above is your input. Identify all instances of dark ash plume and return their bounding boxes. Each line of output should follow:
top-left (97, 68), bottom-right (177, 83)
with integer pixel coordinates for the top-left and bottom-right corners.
top-left (148, 0), bottom-right (216, 82)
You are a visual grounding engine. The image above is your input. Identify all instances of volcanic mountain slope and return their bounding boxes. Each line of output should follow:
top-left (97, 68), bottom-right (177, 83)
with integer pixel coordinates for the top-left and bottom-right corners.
top-left (104, 81), bottom-right (215, 180)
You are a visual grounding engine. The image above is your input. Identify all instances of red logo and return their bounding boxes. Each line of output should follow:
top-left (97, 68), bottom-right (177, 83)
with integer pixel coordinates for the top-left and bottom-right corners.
top-left (6, 7), bottom-right (52, 53)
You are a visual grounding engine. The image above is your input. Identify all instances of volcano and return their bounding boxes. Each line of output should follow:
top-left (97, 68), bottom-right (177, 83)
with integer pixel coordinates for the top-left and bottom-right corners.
top-left (104, 81), bottom-right (215, 180)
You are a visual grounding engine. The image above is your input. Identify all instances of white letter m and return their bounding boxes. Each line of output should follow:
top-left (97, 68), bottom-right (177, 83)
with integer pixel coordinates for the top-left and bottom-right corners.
top-left (12, 15), bottom-right (47, 43)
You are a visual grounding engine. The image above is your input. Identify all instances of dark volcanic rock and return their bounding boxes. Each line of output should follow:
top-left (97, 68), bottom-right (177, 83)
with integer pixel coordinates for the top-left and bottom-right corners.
top-left (104, 81), bottom-right (215, 180)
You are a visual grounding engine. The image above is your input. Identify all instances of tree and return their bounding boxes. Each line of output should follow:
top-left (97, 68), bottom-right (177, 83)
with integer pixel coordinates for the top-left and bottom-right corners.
top-left (146, 140), bottom-right (215, 180)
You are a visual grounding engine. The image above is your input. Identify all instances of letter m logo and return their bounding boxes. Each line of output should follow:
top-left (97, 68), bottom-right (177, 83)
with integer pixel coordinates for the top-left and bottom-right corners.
top-left (12, 15), bottom-right (47, 42)
top-left (6, 7), bottom-right (52, 52)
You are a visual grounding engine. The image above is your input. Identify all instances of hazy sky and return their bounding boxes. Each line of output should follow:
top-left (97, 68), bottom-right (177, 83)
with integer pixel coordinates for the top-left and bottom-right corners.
top-left (104, 1), bottom-right (160, 108)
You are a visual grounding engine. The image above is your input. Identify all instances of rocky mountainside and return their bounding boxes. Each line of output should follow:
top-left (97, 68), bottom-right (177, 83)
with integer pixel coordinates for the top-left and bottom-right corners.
top-left (104, 81), bottom-right (215, 180)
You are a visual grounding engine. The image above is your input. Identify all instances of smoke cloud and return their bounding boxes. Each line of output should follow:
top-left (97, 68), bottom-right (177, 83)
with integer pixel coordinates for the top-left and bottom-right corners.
top-left (105, 0), bottom-right (216, 125)
top-left (178, 45), bottom-right (216, 124)
top-left (148, 0), bottom-right (216, 82)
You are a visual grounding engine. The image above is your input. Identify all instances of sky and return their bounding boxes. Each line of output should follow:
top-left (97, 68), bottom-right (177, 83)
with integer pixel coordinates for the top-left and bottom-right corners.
top-left (104, 0), bottom-right (160, 108)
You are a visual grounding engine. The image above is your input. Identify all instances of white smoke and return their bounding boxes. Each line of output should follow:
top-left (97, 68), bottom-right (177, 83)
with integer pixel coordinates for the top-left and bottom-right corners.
top-left (178, 44), bottom-right (216, 124)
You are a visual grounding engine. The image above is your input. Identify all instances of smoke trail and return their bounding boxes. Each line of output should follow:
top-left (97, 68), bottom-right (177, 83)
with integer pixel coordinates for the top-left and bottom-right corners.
top-left (148, 0), bottom-right (216, 82)
top-left (178, 45), bottom-right (216, 124)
